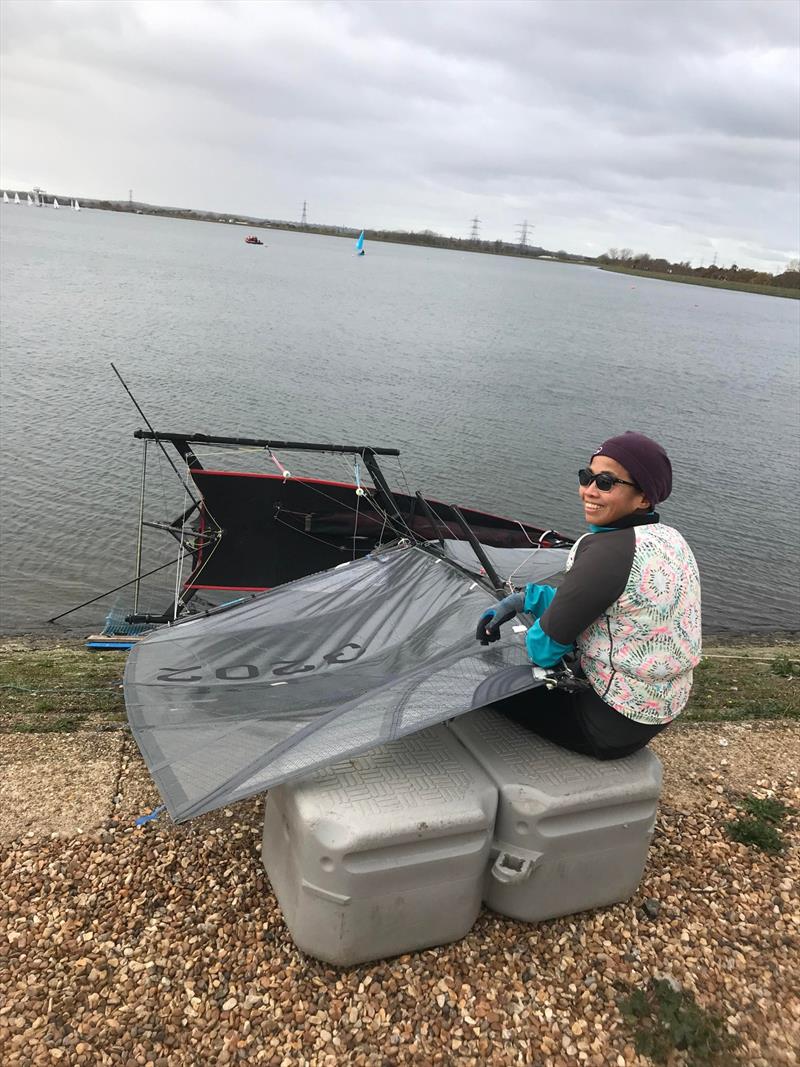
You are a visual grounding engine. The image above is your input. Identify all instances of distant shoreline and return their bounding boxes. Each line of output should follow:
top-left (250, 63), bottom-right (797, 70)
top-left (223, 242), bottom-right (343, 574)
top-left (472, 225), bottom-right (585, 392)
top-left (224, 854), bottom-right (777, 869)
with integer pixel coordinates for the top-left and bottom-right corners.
top-left (598, 263), bottom-right (799, 300)
top-left (4, 193), bottom-right (797, 299)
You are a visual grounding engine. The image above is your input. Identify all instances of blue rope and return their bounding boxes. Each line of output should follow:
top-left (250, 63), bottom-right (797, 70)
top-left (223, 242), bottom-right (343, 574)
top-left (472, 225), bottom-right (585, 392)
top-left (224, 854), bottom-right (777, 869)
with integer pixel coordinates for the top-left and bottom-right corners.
top-left (135, 805), bottom-right (166, 827)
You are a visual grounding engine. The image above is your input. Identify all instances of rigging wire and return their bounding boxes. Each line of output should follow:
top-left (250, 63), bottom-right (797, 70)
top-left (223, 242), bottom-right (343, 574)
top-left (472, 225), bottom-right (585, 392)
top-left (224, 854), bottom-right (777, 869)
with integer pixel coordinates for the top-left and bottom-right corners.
top-left (47, 557), bottom-right (186, 623)
top-left (352, 457), bottom-right (362, 560)
top-left (268, 448), bottom-right (292, 480)
top-left (273, 514), bottom-right (373, 556)
top-left (167, 456), bottom-right (232, 612)
top-left (133, 437), bottom-right (148, 614)
top-left (130, 440), bottom-right (225, 619)
top-left (138, 434), bottom-right (452, 620)
top-left (139, 445), bottom-right (189, 618)
top-left (418, 497), bottom-right (461, 539)
top-left (280, 474), bottom-right (394, 530)
top-left (395, 455), bottom-right (416, 500)
top-left (500, 526), bottom-right (565, 589)
top-left (173, 460), bottom-right (190, 620)
top-left (110, 363), bottom-right (200, 508)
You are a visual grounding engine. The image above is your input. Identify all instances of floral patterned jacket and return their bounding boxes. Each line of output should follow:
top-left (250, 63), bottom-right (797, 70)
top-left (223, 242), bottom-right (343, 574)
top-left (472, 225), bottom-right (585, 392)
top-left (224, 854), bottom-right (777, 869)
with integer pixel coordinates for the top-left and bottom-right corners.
top-left (537, 516), bottom-right (702, 724)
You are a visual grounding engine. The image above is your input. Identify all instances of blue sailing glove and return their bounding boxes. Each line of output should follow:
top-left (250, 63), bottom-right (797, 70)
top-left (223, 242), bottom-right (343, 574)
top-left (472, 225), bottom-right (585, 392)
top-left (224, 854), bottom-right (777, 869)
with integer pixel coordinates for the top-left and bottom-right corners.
top-left (475, 592), bottom-right (525, 645)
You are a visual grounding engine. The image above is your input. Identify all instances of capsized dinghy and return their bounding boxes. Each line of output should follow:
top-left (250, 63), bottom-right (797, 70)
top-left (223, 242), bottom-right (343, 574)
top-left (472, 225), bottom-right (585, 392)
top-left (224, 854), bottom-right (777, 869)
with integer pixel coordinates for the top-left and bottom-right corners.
top-left (112, 428), bottom-right (575, 821)
top-left (122, 429), bottom-right (572, 623)
top-left (88, 416), bottom-right (581, 821)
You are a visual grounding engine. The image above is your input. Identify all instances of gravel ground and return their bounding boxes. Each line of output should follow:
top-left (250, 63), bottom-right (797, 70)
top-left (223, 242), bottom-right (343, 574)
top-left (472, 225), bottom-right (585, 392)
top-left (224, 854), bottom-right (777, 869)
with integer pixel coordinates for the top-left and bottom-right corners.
top-left (1, 724), bottom-right (798, 1067)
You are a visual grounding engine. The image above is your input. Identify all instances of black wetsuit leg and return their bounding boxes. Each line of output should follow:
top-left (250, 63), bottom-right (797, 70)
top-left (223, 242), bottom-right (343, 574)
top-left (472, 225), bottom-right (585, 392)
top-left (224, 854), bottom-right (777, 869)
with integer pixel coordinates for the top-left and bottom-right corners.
top-left (494, 685), bottom-right (667, 760)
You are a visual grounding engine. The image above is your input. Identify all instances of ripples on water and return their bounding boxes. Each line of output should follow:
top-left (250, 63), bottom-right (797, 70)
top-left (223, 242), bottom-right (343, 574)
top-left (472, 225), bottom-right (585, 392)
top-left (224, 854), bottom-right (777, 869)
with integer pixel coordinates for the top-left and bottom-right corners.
top-left (1, 207), bottom-right (798, 634)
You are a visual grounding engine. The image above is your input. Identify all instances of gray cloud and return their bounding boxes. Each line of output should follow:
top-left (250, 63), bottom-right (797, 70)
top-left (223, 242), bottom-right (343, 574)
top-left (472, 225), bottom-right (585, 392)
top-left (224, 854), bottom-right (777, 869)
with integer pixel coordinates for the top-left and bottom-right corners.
top-left (1, 0), bottom-right (798, 269)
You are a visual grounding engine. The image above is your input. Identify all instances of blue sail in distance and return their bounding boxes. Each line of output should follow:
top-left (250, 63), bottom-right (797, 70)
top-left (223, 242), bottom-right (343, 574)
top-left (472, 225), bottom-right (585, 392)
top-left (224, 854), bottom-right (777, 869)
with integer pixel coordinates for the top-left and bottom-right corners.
top-left (355, 230), bottom-right (365, 255)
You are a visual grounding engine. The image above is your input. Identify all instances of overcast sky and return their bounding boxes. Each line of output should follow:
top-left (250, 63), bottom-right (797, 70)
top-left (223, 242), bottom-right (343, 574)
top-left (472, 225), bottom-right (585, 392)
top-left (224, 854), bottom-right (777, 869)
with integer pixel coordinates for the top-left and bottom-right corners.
top-left (2, 0), bottom-right (798, 270)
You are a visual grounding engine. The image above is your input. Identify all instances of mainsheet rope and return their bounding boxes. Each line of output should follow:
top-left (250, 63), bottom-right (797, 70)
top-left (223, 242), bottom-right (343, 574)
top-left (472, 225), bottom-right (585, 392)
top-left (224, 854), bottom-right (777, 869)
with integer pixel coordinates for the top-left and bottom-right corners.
top-left (502, 525), bottom-right (570, 589)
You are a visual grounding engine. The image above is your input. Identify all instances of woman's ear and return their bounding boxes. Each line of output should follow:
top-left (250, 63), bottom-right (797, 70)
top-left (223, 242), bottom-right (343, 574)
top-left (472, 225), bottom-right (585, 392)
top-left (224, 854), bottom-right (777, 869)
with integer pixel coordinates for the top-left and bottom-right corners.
top-left (635, 489), bottom-right (652, 512)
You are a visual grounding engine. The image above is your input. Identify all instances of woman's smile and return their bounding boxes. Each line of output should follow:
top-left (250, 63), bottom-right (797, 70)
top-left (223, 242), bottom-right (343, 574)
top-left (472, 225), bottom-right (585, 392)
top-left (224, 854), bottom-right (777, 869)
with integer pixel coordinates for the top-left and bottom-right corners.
top-left (579, 457), bottom-right (650, 525)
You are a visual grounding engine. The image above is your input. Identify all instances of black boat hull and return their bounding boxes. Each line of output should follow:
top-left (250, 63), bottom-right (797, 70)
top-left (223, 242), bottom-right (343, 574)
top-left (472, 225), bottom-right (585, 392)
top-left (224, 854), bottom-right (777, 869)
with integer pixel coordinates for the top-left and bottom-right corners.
top-left (187, 469), bottom-right (571, 591)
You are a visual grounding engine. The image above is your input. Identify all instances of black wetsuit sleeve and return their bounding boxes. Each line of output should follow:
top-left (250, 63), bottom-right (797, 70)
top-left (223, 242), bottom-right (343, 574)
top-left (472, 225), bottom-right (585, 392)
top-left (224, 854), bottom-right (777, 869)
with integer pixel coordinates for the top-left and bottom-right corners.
top-left (538, 528), bottom-right (636, 646)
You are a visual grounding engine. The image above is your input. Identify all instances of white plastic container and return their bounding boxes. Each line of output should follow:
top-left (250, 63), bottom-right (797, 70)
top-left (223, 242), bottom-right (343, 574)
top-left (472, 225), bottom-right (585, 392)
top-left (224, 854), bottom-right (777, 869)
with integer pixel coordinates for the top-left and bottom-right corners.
top-left (261, 725), bottom-right (497, 965)
top-left (448, 708), bottom-right (662, 922)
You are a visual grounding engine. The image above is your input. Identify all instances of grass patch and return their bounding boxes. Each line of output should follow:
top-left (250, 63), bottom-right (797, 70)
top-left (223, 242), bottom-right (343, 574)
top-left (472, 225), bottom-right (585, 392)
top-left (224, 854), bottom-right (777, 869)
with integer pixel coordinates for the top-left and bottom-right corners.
top-left (619, 978), bottom-right (737, 1066)
top-left (725, 793), bottom-right (792, 854)
top-left (741, 795), bottom-right (789, 823)
top-left (726, 817), bottom-right (784, 853)
top-left (0, 645), bottom-right (127, 730)
top-left (771, 654), bottom-right (796, 678)
top-left (683, 647), bottom-right (799, 723)
top-left (1, 638), bottom-right (797, 732)
top-left (685, 699), bottom-right (797, 724)
top-left (14, 715), bottom-right (87, 734)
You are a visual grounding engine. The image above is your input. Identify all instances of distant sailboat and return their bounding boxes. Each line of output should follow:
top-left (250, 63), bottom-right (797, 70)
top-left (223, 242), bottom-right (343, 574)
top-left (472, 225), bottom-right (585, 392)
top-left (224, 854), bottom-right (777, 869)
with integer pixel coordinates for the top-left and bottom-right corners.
top-left (355, 230), bottom-right (365, 256)
top-left (14, 192), bottom-right (20, 205)
top-left (74, 199), bottom-right (81, 211)
top-left (53, 198), bottom-right (60, 209)
top-left (2, 192), bottom-right (8, 204)
top-left (27, 194), bottom-right (33, 205)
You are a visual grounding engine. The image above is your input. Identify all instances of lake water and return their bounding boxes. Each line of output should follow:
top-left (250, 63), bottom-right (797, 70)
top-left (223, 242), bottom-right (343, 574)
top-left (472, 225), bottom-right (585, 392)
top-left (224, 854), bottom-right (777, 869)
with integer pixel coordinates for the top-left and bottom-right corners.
top-left (1, 205), bottom-right (798, 635)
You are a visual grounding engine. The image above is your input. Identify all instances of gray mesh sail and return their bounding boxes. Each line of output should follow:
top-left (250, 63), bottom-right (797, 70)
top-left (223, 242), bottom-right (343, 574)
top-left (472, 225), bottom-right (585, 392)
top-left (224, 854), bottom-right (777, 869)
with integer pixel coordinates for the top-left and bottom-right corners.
top-left (124, 543), bottom-right (567, 822)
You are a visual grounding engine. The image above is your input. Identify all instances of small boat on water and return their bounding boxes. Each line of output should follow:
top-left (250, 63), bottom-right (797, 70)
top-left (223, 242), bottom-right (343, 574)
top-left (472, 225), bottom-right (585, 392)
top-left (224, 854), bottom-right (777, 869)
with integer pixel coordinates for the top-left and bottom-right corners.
top-left (245, 235), bottom-right (264, 245)
top-left (14, 192), bottom-right (20, 205)
top-left (27, 194), bottom-right (33, 206)
top-left (355, 229), bottom-right (366, 256)
top-left (2, 192), bottom-right (8, 204)
top-left (53, 198), bottom-right (60, 209)
top-left (73, 199), bottom-right (81, 211)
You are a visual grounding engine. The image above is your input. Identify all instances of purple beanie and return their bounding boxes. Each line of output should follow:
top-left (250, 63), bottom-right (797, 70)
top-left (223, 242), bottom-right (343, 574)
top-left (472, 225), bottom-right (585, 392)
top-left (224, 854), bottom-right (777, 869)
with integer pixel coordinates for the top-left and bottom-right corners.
top-left (591, 431), bottom-right (673, 506)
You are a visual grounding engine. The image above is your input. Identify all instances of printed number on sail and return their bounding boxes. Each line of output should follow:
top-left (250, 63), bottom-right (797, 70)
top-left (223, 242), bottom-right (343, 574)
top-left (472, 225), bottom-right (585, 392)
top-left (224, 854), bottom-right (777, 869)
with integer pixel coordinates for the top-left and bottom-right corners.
top-left (156, 642), bottom-right (364, 682)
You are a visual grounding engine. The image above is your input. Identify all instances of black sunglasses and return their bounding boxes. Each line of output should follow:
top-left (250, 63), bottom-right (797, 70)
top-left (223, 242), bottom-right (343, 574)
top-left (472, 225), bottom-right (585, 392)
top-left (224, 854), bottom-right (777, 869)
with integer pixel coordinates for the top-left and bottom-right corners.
top-left (578, 468), bottom-right (638, 492)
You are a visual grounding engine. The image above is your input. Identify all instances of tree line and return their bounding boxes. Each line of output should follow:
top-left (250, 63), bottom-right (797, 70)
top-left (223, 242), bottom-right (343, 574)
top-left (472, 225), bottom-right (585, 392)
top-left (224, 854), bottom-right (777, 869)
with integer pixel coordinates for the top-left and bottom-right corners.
top-left (598, 249), bottom-right (799, 290)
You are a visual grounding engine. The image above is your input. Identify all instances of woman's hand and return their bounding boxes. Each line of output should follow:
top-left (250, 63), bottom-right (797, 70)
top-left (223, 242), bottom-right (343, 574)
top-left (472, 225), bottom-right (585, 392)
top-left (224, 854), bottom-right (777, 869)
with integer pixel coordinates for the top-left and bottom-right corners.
top-left (475, 592), bottom-right (525, 644)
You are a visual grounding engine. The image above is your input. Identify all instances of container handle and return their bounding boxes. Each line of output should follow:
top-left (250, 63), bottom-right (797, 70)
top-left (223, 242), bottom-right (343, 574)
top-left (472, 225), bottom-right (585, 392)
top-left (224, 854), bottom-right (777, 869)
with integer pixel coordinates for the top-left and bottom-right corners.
top-left (491, 850), bottom-right (538, 885)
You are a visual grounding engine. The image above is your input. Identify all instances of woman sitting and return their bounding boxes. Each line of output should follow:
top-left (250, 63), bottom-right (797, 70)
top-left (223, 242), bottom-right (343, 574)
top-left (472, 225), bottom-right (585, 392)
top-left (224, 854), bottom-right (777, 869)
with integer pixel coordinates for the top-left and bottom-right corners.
top-left (476, 431), bottom-right (701, 760)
